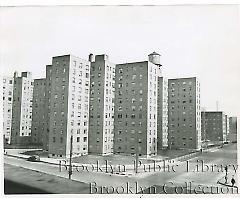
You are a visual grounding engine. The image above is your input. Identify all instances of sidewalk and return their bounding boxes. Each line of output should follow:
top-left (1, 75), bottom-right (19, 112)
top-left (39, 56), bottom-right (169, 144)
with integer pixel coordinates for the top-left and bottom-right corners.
top-left (217, 173), bottom-right (238, 188)
top-left (4, 145), bottom-right (226, 177)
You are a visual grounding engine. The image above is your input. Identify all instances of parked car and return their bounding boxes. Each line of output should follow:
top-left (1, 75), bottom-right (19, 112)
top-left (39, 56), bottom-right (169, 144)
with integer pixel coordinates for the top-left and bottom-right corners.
top-left (27, 155), bottom-right (40, 162)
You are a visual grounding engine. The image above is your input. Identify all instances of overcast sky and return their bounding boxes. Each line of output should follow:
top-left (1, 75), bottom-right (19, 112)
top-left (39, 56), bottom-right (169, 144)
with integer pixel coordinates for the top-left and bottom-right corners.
top-left (0, 5), bottom-right (240, 129)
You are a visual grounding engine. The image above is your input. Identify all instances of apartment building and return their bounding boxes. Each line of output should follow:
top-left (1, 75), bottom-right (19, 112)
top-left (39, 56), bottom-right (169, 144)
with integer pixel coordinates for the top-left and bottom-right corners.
top-left (228, 116), bottom-right (237, 142)
top-left (88, 54), bottom-right (115, 155)
top-left (201, 111), bottom-right (227, 143)
top-left (225, 114), bottom-right (229, 140)
top-left (3, 76), bottom-right (14, 144)
top-left (11, 71), bottom-right (34, 145)
top-left (31, 78), bottom-right (46, 146)
top-left (48, 55), bottom-right (90, 158)
top-left (157, 77), bottom-right (168, 149)
top-left (113, 52), bottom-right (162, 157)
top-left (43, 65), bottom-right (52, 151)
top-left (168, 77), bottom-right (201, 150)
top-left (229, 117), bottom-right (237, 134)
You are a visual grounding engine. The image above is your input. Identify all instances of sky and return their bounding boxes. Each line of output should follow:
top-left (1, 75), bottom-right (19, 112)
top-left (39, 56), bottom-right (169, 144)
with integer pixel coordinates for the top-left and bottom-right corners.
top-left (0, 5), bottom-right (240, 130)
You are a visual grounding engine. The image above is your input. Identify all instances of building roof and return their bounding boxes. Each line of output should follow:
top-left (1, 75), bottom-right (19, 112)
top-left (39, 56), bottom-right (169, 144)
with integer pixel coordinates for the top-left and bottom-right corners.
top-left (148, 51), bottom-right (160, 56)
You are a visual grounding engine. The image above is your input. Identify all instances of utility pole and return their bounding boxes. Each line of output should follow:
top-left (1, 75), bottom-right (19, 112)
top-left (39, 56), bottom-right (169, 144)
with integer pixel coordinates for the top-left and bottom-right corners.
top-left (68, 135), bottom-right (73, 179)
top-left (135, 133), bottom-right (139, 174)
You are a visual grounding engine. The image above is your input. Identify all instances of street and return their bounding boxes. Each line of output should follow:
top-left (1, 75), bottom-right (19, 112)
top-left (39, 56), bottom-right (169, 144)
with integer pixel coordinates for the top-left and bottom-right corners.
top-left (4, 143), bottom-right (238, 194)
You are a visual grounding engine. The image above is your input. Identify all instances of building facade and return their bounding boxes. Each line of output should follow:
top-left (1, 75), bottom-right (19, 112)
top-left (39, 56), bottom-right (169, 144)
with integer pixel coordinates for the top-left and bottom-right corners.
top-left (43, 65), bottom-right (52, 151)
top-left (229, 117), bottom-right (237, 134)
top-left (3, 76), bottom-right (14, 144)
top-left (157, 77), bottom-right (168, 149)
top-left (113, 53), bottom-right (162, 157)
top-left (228, 116), bottom-right (237, 142)
top-left (48, 55), bottom-right (90, 157)
top-left (88, 54), bottom-right (115, 155)
top-left (201, 111), bottom-right (227, 144)
top-left (31, 78), bottom-right (46, 146)
top-left (225, 114), bottom-right (229, 141)
top-left (11, 71), bottom-right (34, 145)
top-left (168, 77), bottom-right (201, 150)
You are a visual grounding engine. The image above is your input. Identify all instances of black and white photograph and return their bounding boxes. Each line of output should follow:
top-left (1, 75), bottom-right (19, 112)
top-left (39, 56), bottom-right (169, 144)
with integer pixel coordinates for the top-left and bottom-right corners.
top-left (1, 0), bottom-right (239, 196)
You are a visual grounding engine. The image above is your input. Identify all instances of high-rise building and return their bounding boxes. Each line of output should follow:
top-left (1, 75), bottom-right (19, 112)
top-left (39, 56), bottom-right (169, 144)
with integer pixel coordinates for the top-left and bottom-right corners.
top-left (157, 77), bottom-right (168, 149)
top-left (168, 77), bottom-right (201, 150)
top-left (31, 66), bottom-right (52, 150)
top-left (113, 52), bottom-right (162, 157)
top-left (43, 65), bottom-right (52, 151)
top-left (48, 55), bottom-right (90, 158)
top-left (225, 114), bottom-right (229, 140)
top-left (31, 78), bottom-right (46, 146)
top-left (229, 117), bottom-right (237, 134)
top-left (201, 111), bottom-right (227, 143)
top-left (88, 54), bottom-right (115, 155)
top-left (3, 76), bottom-right (14, 144)
top-left (11, 71), bottom-right (34, 145)
top-left (228, 116), bottom-right (237, 142)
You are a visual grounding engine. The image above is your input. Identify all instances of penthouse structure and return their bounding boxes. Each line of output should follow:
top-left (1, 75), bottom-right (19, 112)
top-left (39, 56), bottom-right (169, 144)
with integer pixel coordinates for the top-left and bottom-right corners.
top-left (31, 78), bottom-right (46, 146)
top-left (48, 55), bottom-right (90, 158)
top-left (3, 76), bottom-right (14, 144)
top-left (113, 52), bottom-right (162, 157)
top-left (11, 71), bottom-right (34, 145)
top-left (88, 54), bottom-right (115, 155)
top-left (168, 77), bottom-right (201, 150)
top-left (201, 111), bottom-right (227, 143)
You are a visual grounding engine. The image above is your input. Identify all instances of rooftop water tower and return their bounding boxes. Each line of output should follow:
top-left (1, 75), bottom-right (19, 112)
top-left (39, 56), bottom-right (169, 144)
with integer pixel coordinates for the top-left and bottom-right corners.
top-left (88, 53), bottom-right (95, 63)
top-left (14, 71), bottom-right (18, 78)
top-left (148, 51), bottom-right (162, 66)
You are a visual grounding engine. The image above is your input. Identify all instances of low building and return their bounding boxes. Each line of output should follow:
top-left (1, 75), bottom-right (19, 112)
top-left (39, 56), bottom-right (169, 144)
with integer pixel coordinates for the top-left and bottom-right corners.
top-left (201, 111), bottom-right (227, 144)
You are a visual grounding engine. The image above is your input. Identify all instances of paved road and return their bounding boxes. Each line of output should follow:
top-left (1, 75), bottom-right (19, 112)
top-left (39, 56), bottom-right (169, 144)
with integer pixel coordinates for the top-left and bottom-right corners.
top-left (5, 179), bottom-right (49, 194)
top-left (4, 164), bottom-right (90, 194)
top-left (4, 143), bottom-right (238, 194)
